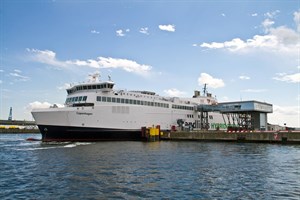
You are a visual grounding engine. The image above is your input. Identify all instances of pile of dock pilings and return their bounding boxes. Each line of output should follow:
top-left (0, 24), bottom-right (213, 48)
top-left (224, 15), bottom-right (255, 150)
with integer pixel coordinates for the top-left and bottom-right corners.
top-left (158, 128), bottom-right (300, 144)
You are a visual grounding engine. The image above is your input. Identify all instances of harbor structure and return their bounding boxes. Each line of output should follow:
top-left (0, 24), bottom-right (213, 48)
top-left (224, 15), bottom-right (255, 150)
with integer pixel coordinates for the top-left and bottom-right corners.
top-left (195, 100), bottom-right (272, 131)
top-left (8, 107), bottom-right (12, 121)
top-left (31, 73), bottom-right (277, 142)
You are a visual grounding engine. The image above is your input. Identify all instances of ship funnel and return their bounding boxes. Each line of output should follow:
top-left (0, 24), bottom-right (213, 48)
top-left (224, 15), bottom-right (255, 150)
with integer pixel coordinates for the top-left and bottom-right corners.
top-left (193, 90), bottom-right (200, 98)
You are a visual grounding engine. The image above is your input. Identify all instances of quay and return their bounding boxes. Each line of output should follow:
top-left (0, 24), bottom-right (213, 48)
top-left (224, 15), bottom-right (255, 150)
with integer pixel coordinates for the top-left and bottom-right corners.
top-left (0, 128), bottom-right (40, 134)
top-left (0, 119), bottom-right (36, 126)
top-left (160, 130), bottom-right (300, 144)
top-left (0, 119), bottom-right (39, 134)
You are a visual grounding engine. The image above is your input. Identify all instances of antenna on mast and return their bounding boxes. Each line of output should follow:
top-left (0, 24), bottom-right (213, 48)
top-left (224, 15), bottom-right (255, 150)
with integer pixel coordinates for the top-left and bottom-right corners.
top-left (88, 72), bottom-right (100, 83)
top-left (203, 83), bottom-right (208, 96)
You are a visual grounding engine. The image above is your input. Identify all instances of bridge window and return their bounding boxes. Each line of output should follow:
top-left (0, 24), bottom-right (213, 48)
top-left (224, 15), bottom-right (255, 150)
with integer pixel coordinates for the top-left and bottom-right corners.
top-left (108, 84), bottom-right (113, 89)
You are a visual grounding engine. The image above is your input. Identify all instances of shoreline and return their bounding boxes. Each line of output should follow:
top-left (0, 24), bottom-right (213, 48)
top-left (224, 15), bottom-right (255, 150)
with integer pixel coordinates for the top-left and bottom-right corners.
top-left (0, 129), bottom-right (40, 134)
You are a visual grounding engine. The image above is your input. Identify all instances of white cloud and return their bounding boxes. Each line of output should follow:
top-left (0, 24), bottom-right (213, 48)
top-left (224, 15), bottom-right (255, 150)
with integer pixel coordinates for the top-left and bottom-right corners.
top-left (251, 13), bottom-right (258, 17)
top-left (57, 83), bottom-right (71, 90)
top-left (273, 105), bottom-right (298, 115)
top-left (241, 89), bottom-right (267, 93)
top-left (14, 69), bottom-right (22, 73)
top-left (140, 27), bottom-right (149, 35)
top-left (158, 24), bottom-right (175, 32)
top-left (0, 80), bottom-right (2, 84)
top-left (27, 101), bottom-right (64, 111)
top-left (224, 38), bottom-right (249, 50)
top-left (221, 96), bottom-right (229, 101)
top-left (116, 29), bottom-right (125, 37)
top-left (0, 69), bottom-right (4, 72)
top-left (163, 88), bottom-right (186, 97)
top-left (198, 73), bottom-right (225, 89)
top-left (294, 10), bottom-right (300, 32)
top-left (200, 10), bottom-right (300, 57)
top-left (268, 105), bottom-right (299, 127)
top-left (262, 18), bottom-right (275, 32)
top-left (27, 101), bottom-right (51, 110)
top-left (221, 13), bottom-right (226, 17)
top-left (69, 57), bottom-right (152, 75)
top-left (264, 10), bottom-right (280, 19)
top-left (239, 75), bottom-right (250, 80)
top-left (91, 30), bottom-right (100, 34)
top-left (26, 48), bottom-right (68, 68)
top-left (273, 72), bottom-right (300, 83)
top-left (116, 29), bottom-right (130, 37)
top-left (9, 72), bottom-right (30, 82)
top-left (27, 49), bottom-right (152, 76)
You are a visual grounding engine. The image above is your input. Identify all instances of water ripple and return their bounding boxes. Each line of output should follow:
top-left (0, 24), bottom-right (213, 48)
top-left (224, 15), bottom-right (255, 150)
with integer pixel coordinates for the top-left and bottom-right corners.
top-left (0, 134), bottom-right (299, 199)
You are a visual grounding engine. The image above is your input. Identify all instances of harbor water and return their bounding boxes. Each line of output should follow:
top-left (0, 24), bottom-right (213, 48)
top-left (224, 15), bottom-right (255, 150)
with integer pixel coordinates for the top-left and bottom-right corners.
top-left (1, 134), bottom-right (299, 199)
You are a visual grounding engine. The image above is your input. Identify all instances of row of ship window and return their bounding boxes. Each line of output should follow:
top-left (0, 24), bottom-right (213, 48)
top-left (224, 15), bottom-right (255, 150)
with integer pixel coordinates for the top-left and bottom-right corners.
top-left (97, 96), bottom-right (194, 111)
top-left (65, 96), bottom-right (87, 103)
top-left (66, 95), bottom-right (194, 111)
top-left (97, 96), bottom-right (170, 108)
top-left (67, 83), bottom-right (114, 94)
top-left (188, 115), bottom-right (214, 119)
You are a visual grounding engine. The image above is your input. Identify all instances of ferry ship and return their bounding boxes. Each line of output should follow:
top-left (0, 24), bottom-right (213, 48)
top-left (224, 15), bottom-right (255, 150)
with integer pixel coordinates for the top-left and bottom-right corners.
top-left (31, 74), bottom-right (225, 141)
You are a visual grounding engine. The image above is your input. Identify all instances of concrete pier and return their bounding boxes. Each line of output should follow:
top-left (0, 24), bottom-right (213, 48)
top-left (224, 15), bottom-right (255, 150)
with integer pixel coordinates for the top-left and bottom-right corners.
top-left (0, 128), bottom-right (40, 134)
top-left (160, 130), bottom-right (300, 144)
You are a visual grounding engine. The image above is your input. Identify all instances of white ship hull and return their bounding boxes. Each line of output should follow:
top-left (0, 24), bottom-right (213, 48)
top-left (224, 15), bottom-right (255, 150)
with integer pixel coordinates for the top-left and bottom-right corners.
top-left (31, 75), bottom-right (225, 141)
top-left (32, 104), bottom-right (224, 141)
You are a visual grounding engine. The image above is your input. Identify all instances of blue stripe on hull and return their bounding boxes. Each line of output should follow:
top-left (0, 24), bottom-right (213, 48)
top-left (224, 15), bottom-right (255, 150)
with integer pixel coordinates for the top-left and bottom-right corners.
top-left (38, 125), bottom-right (145, 142)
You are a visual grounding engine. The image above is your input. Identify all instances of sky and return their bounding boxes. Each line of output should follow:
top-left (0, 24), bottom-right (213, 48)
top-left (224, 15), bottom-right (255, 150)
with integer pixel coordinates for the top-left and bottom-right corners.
top-left (0, 0), bottom-right (299, 128)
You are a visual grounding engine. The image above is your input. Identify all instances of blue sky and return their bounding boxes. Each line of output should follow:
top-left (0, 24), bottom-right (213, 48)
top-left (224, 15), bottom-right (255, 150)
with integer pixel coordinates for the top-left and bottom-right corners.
top-left (0, 0), bottom-right (299, 127)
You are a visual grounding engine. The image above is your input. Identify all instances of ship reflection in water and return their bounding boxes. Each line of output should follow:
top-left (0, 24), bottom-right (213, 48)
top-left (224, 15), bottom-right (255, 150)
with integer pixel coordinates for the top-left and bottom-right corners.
top-left (1, 134), bottom-right (299, 199)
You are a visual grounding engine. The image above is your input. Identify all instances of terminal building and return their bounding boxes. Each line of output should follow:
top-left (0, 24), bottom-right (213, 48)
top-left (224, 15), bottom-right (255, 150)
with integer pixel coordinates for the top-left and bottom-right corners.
top-left (218, 101), bottom-right (273, 131)
top-left (197, 100), bottom-right (273, 131)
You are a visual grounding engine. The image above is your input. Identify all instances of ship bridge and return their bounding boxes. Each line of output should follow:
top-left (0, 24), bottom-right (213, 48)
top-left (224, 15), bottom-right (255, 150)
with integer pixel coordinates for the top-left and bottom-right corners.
top-left (196, 100), bottom-right (273, 131)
